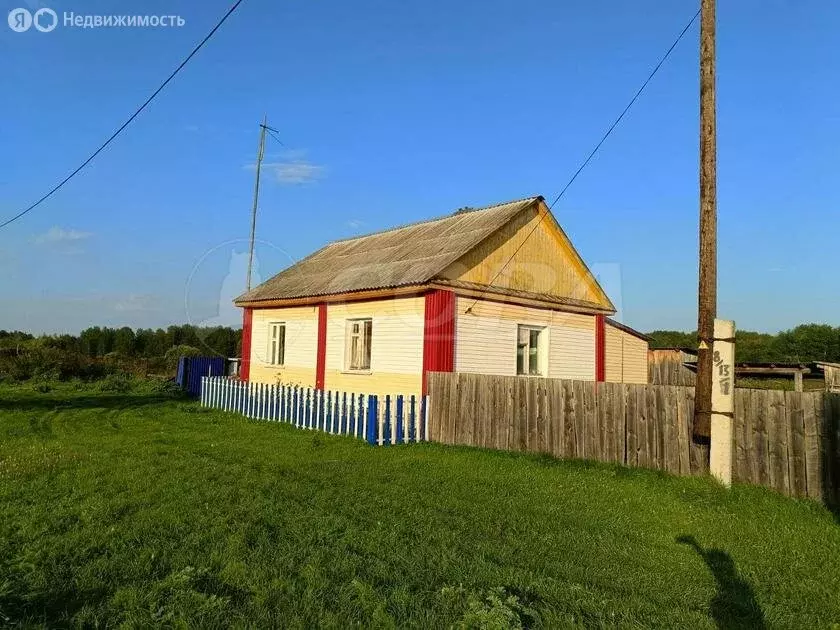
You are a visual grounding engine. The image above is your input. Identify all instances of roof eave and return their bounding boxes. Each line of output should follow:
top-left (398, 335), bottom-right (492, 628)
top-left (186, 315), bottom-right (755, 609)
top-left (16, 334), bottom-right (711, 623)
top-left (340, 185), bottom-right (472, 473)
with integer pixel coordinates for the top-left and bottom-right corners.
top-left (234, 283), bottom-right (430, 308)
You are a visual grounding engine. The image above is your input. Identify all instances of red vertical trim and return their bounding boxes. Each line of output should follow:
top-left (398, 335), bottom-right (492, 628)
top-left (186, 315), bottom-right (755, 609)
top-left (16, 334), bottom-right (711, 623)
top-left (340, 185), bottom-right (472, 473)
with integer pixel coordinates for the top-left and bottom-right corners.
top-left (422, 289), bottom-right (455, 395)
top-left (595, 314), bottom-right (606, 382)
top-left (315, 303), bottom-right (327, 390)
top-left (240, 308), bottom-right (253, 381)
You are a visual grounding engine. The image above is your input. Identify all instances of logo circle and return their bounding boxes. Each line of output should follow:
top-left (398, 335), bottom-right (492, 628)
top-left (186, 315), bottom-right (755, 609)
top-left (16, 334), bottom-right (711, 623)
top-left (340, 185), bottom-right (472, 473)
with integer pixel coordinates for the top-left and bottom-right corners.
top-left (33, 8), bottom-right (58, 33)
top-left (7, 8), bottom-right (32, 32)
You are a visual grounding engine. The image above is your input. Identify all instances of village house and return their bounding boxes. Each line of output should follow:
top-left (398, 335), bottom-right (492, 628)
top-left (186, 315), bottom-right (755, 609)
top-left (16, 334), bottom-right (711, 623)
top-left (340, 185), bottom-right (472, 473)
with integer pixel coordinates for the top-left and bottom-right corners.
top-left (234, 196), bottom-right (648, 396)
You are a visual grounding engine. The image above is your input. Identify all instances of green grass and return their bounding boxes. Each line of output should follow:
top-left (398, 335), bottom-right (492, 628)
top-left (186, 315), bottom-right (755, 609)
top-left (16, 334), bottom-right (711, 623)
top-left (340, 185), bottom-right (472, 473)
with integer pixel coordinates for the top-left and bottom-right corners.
top-left (737, 377), bottom-right (826, 392)
top-left (1, 383), bottom-right (839, 629)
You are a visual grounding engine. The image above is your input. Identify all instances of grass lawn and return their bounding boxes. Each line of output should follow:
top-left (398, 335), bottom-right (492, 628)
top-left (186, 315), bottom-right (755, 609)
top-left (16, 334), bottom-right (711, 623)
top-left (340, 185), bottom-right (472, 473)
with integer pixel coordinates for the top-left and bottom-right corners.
top-left (1, 383), bottom-right (839, 628)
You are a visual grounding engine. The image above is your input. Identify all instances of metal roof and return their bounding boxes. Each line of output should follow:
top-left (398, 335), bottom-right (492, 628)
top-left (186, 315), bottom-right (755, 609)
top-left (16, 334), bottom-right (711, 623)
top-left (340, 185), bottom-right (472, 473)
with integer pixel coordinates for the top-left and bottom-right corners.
top-left (235, 197), bottom-right (542, 304)
top-left (605, 318), bottom-right (651, 341)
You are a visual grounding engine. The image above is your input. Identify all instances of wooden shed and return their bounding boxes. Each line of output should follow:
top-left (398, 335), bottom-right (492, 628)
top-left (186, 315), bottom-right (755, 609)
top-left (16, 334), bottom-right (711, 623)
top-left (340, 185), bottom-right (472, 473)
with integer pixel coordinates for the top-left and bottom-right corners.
top-left (235, 196), bottom-right (648, 395)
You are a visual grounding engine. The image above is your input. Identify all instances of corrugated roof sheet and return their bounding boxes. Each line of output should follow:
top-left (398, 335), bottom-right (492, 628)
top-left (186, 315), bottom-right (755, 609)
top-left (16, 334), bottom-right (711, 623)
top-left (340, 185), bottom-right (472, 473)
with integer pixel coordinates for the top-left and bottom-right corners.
top-left (236, 197), bottom-right (541, 303)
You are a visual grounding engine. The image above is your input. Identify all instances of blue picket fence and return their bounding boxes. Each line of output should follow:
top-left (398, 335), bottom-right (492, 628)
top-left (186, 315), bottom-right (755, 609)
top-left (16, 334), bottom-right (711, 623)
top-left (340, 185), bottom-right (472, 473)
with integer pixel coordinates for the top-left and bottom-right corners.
top-left (176, 357), bottom-right (225, 396)
top-left (200, 376), bottom-right (430, 446)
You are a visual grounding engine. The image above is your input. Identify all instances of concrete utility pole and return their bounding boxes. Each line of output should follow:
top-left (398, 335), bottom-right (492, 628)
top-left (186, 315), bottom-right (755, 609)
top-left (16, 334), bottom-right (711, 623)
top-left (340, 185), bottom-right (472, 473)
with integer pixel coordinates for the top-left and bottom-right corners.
top-left (694, 0), bottom-right (717, 440)
top-left (246, 114), bottom-right (268, 292)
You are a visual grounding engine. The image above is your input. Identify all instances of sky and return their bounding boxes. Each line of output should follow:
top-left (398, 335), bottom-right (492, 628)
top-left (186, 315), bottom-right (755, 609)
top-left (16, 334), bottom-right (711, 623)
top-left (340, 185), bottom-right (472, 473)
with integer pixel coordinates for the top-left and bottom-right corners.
top-left (1, 0), bottom-right (839, 335)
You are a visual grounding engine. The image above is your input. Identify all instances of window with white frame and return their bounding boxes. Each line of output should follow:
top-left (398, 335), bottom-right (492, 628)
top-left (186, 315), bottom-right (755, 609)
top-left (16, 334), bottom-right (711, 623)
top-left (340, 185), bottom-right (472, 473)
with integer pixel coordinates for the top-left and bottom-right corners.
top-left (345, 318), bottom-right (372, 371)
top-left (267, 322), bottom-right (286, 366)
top-left (516, 325), bottom-right (546, 376)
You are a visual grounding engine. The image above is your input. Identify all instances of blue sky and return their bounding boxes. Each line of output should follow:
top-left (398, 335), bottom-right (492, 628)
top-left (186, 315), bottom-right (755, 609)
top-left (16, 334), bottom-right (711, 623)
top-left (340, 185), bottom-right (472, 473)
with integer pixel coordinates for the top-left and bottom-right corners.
top-left (1, 0), bottom-right (838, 334)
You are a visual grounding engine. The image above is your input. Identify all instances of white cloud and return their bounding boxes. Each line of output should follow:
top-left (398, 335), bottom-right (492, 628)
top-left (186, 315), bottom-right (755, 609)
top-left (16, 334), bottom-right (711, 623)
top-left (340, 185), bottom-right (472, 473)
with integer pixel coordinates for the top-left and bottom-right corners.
top-left (114, 293), bottom-right (159, 312)
top-left (264, 161), bottom-right (325, 184)
top-left (346, 219), bottom-right (364, 229)
top-left (244, 150), bottom-right (325, 185)
top-left (34, 226), bottom-right (92, 245)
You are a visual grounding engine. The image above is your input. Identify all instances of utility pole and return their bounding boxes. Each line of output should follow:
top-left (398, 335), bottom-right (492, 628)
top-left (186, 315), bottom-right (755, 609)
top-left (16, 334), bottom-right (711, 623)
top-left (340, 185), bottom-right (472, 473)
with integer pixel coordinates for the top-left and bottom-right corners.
top-left (246, 114), bottom-right (268, 291)
top-left (694, 0), bottom-right (716, 440)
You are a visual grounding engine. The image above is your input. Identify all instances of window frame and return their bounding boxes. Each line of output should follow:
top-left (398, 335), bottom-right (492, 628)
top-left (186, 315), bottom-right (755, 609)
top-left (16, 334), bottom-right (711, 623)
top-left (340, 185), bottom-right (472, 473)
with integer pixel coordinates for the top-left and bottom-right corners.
top-left (344, 318), bottom-right (373, 372)
top-left (267, 321), bottom-right (286, 366)
top-left (516, 324), bottom-right (547, 377)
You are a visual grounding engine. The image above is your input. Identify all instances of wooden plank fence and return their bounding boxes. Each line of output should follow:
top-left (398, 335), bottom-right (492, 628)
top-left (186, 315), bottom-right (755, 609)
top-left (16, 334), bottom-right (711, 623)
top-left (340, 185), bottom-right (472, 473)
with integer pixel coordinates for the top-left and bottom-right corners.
top-left (648, 353), bottom-right (697, 386)
top-left (201, 377), bottom-right (429, 446)
top-left (428, 372), bottom-right (840, 504)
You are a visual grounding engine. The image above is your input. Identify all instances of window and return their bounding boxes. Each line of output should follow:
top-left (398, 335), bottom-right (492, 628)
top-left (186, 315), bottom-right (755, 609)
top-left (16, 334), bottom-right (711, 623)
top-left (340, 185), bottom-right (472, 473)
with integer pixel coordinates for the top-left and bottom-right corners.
top-left (345, 318), bottom-right (372, 371)
top-left (516, 325), bottom-right (545, 376)
top-left (267, 322), bottom-right (286, 366)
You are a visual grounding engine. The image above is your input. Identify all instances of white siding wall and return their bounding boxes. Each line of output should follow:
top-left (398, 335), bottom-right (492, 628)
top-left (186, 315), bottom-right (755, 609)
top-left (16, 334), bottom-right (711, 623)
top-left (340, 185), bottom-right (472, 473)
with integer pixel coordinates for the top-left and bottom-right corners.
top-left (250, 306), bottom-right (318, 368)
top-left (325, 298), bottom-right (424, 375)
top-left (454, 297), bottom-right (596, 380)
top-left (549, 325), bottom-right (597, 381)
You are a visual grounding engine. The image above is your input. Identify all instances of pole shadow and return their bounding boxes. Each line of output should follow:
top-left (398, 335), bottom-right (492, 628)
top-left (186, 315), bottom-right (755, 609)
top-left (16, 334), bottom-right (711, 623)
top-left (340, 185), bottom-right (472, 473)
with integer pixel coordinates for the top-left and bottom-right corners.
top-left (676, 535), bottom-right (766, 630)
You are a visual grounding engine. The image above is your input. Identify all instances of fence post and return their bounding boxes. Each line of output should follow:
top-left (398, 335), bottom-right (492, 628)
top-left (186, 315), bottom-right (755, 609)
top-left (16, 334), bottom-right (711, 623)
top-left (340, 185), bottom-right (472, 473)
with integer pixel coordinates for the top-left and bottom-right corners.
top-left (366, 395), bottom-right (378, 445)
top-left (710, 318), bottom-right (736, 486)
top-left (357, 394), bottom-right (365, 439)
top-left (251, 381), bottom-right (257, 418)
top-left (408, 395), bottom-right (416, 442)
top-left (395, 395), bottom-right (404, 444)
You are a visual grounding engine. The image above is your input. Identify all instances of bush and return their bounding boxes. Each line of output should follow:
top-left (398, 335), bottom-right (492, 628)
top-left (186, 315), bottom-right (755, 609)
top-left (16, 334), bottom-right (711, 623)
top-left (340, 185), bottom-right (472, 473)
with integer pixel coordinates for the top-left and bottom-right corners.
top-left (98, 372), bottom-right (134, 394)
top-left (163, 346), bottom-right (204, 371)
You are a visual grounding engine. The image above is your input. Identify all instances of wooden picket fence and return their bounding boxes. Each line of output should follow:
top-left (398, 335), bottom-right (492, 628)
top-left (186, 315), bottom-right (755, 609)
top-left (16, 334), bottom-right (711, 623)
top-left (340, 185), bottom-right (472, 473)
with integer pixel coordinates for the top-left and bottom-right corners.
top-left (200, 377), bottom-right (429, 446)
top-left (427, 372), bottom-right (840, 505)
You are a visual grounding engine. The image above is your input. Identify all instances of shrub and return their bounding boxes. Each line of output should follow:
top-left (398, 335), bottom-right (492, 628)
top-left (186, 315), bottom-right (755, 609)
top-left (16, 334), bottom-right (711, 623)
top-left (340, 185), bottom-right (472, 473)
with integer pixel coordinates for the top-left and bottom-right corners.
top-left (32, 382), bottom-right (53, 394)
top-left (163, 345), bottom-right (204, 372)
top-left (98, 372), bottom-right (134, 394)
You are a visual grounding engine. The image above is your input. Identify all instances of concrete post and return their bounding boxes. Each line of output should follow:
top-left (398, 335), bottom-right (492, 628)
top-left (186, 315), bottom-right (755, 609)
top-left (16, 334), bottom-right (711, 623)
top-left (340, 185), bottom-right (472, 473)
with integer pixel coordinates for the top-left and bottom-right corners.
top-left (710, 318), bottom-right (735, 486)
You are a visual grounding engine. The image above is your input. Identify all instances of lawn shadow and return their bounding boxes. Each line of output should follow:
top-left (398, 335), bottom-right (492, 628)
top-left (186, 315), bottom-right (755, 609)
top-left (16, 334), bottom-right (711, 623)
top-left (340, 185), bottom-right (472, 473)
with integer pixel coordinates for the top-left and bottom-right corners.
top-left (676, 535), bottom-right (765, 630)
top-left (0, 393), bottom-right (180, 413)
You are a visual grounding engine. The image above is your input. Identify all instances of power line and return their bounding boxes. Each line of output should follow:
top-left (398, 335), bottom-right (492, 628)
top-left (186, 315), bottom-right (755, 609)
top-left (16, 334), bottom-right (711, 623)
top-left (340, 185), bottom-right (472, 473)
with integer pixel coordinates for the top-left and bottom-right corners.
top-left (0, 0), bottom-right (246, 231)
top-left (469, 8), bottom-right (701, 307)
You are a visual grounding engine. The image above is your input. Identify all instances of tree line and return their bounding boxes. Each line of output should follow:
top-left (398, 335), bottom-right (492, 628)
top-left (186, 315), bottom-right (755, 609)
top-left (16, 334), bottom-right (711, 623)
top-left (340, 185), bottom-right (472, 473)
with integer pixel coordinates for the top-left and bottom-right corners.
top-left (0, 325), bottom-right (241, 382)
top-left (647, 323), bottom-right (840, 364)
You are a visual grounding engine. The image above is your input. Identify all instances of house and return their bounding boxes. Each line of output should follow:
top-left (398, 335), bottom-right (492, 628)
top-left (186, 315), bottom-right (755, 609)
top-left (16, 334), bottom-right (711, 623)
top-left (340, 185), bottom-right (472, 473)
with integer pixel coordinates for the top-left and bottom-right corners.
top-left (234, 196), bottom-right (648, 396)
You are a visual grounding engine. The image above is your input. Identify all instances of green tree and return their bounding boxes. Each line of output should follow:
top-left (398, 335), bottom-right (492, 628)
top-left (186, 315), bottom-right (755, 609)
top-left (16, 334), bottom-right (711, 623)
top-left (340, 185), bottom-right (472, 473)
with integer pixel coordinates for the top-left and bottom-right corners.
top-left (114, 327), bottom-right (136, 356)
top-left (647, 330), bottom-right (697, 350)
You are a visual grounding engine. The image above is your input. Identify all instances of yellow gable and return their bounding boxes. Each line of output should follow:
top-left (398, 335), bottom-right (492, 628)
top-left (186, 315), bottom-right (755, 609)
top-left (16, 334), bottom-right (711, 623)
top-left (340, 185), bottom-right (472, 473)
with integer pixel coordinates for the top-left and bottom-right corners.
top-left (438, 200), bottom-right (614, 311)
